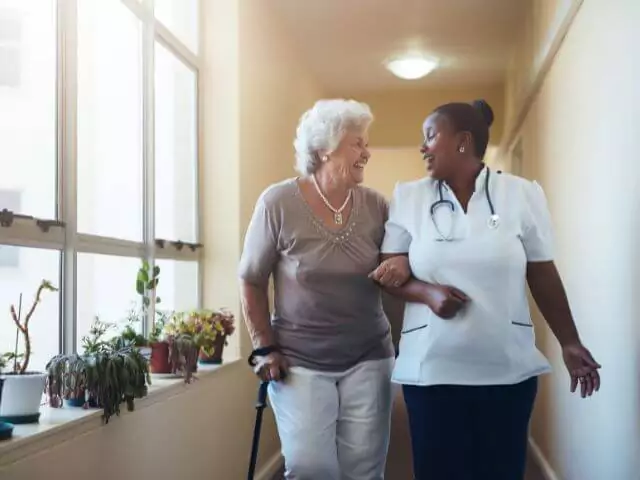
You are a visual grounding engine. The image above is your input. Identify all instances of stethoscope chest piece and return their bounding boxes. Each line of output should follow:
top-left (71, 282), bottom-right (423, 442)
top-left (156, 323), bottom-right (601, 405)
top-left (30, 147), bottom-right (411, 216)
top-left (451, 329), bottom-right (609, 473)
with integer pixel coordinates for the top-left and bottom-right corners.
top-left (430, 167), bottom-right (501, 241)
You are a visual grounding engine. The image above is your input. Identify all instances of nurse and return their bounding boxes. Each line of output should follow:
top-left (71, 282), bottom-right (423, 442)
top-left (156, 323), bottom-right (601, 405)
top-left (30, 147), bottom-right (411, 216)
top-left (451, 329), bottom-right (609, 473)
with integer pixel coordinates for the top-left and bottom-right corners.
top-left (370, 99), bottom-right (601, 480)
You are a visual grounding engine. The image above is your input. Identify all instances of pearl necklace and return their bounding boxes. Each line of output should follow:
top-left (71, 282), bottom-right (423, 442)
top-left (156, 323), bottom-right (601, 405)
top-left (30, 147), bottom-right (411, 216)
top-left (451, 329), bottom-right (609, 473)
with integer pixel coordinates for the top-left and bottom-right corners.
top-left (311, 175), bottom-right (352, 225)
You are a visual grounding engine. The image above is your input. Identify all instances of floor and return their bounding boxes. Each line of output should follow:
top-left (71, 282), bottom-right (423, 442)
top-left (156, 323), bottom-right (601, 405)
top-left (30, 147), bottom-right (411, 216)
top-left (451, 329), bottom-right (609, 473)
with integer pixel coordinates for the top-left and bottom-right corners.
top-left (271, 389), bottom-right (546, 479)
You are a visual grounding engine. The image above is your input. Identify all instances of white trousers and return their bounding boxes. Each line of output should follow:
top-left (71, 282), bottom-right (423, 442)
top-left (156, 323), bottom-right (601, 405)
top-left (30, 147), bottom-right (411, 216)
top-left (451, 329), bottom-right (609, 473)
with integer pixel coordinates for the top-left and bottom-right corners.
top-left (268, 357), bottom-right (395, 480)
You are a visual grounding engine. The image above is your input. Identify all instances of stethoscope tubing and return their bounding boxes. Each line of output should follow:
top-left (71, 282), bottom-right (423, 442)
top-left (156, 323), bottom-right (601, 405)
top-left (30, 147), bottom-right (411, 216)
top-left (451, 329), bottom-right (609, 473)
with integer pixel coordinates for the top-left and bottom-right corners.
top-left (430, 167), bottom-right (498, 241)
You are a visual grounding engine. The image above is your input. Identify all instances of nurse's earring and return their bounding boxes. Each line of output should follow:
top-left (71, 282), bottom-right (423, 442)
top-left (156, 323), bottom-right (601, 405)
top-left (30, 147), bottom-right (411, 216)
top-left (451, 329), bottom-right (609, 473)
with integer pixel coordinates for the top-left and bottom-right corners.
top-left (321, 155), bottom-right (329, 162)
top-left (458, 146), bottom-right (465, 153)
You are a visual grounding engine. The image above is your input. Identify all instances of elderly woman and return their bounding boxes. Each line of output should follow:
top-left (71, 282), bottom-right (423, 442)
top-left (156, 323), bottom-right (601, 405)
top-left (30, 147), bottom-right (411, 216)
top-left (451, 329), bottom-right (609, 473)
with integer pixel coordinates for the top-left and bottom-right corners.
top-left (238, 99), bottom-right (406, 480)
top-left (371, 99), bottom-right (601, 480)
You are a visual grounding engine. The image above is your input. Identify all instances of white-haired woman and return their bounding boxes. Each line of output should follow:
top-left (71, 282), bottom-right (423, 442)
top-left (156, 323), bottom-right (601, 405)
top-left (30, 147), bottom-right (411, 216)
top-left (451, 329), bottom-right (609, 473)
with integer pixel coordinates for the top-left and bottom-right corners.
top-left (238, 99), bottom-right (407, 480)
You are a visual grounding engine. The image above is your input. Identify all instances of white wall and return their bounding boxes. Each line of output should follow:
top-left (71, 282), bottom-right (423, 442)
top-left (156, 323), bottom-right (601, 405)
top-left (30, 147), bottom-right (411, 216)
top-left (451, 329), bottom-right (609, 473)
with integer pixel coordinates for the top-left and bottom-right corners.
top-left (509, 1), bottom-right (640, 478)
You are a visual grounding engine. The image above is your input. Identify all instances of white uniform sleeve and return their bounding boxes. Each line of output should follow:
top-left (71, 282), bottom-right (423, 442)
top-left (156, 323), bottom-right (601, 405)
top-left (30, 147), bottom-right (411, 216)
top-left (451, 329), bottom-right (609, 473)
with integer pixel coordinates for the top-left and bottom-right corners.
top-left (381, 183), bottom-right (412, 254)
top-left (521, 180), bottom-right (554, 262)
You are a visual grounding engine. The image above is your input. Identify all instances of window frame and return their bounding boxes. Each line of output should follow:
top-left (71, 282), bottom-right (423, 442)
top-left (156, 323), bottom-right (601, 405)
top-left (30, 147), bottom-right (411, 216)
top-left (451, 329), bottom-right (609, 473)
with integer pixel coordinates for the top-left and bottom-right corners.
top-left (0, 0), bottom-right (202, 354)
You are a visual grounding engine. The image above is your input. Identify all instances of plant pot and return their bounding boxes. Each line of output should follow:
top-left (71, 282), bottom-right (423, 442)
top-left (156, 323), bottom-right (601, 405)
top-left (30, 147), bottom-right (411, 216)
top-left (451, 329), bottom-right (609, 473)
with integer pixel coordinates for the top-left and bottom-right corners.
top-left (0, 421), bottom-right (13, 441)
top-left (199, 335), bottom-right (226, 365)
top-left (64, 396), bottom-right (86, 408)
top-left (150, 341), bottom-right (171, 374)
top-left (0, 372), bottom-right (46, 424)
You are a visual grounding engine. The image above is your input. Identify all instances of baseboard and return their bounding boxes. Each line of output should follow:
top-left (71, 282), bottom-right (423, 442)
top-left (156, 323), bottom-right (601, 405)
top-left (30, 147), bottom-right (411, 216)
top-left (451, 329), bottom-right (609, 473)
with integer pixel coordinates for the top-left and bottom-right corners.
top-left (255, 452), bottom-right (284, 480)
top-left (528, 437), bottom-right (561, 480)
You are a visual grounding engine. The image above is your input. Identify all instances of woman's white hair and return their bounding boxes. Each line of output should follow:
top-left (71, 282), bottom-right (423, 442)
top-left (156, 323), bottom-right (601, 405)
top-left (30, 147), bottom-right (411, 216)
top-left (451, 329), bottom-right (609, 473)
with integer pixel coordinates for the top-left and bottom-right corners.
top-left (293, 99), bottom-right (373, 175)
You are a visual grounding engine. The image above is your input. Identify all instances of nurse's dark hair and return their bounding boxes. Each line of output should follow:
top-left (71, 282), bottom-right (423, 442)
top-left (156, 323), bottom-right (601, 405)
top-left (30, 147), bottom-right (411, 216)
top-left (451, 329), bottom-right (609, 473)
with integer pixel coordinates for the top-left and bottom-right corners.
top-left (433, 99), bottom-right (494, 159)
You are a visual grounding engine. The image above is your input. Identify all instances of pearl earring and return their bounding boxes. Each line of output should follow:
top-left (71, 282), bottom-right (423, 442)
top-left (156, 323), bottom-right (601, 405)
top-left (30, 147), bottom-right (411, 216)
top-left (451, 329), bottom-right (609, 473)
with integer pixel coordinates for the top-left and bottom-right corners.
top-left (322, 155), bottom-right (329, 162)
top-left (459, 146), bottom-right (465, 153)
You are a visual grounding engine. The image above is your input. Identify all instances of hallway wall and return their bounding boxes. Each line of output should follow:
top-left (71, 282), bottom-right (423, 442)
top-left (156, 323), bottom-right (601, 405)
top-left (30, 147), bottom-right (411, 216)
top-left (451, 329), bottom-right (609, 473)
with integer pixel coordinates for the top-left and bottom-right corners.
top-left (505, 1), bottom-right (640, 478)
top-left (347, 85), bottom-right (505, 149)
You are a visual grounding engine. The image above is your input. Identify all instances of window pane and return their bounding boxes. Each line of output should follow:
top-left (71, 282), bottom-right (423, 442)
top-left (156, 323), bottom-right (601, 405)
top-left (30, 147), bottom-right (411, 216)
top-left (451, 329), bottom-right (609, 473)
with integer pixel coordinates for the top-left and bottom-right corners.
top-left (0, 1), bottom-right (56, 219)
top-left (155, 259), bottom-right (198, 312)
top-left (0, 247), bottom-right (60, 373)
top-left (154, 0), bottom-right (199, 53)
top-left (155, 43), bottom-right (197, 242)
top-left (76, 253), bottom-right (141, 352)
top-left (77, 0), bottom-right (143, 241)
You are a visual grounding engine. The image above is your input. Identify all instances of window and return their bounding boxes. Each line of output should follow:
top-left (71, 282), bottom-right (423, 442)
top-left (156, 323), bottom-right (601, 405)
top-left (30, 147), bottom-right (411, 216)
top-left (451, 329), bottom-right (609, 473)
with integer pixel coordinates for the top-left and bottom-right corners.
top-left (0, 0), bottom-right (201, 361)
top-left (154, 0), bottom-right (199, 54)
top-left (0, 247), bottom-right (60, 372)
top-left (76, 253), bottom-right (142, 351)
top-left (155, 259), bottom-right (199, 312)
top-left (0, 190), bottom-right (21, 266)
top-left (155, 41), bottom-right (198, 243)
top-left (77, 0), bottom-right (144, 241)
top-left (0, 1), bottom-right (57, 220)
top-left (0, 7), bottom-right (22, 87)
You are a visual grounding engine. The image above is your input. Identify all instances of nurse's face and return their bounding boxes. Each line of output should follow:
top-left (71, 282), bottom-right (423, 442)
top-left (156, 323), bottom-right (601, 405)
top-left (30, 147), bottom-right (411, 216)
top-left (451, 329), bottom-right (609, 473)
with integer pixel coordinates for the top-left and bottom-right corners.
top-left (420, 113), bottom-right (463, 181)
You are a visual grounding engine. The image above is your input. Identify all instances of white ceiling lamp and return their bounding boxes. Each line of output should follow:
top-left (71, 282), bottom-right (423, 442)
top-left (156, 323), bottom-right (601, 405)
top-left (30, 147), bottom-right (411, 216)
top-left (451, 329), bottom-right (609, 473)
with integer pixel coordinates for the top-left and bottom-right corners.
top-left (385, 54), bottom-right (439, 80)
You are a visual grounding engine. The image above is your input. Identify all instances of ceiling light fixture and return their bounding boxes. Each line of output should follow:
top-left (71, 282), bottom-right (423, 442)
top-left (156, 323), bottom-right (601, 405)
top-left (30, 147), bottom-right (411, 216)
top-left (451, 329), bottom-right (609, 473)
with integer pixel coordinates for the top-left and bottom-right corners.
top-left (385, 54), bottom-right (439, 80)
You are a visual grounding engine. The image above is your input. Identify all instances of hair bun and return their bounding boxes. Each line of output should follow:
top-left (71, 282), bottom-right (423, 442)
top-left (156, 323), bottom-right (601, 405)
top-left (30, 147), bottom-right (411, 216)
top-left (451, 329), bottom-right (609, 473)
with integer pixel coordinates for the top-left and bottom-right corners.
top-left (471, 99), bottom-right (494, 127)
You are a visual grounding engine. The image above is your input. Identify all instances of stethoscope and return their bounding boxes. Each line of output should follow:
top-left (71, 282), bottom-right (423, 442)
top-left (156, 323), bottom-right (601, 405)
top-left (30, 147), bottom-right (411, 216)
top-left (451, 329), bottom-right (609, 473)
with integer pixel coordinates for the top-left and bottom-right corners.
top-left (430, 167), bottom-right (501, 242)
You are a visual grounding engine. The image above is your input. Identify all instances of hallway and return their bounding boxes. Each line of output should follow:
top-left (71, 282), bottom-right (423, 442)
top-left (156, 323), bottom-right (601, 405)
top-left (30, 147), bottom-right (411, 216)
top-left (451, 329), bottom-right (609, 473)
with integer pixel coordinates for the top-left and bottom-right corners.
top-left (0, 1), bottom-right (638, 479)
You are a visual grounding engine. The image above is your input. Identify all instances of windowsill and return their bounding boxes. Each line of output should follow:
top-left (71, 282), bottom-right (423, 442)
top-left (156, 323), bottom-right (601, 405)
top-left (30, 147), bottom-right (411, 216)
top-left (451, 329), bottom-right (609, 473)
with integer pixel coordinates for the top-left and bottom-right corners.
top-left (0, 359), bottom-right (241, 466)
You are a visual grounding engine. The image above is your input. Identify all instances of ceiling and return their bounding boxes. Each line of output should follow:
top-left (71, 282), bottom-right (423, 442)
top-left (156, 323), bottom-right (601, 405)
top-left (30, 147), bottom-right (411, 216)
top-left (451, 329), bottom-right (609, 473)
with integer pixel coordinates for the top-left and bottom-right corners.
top-left (270, 0), bottom-right (528, 93)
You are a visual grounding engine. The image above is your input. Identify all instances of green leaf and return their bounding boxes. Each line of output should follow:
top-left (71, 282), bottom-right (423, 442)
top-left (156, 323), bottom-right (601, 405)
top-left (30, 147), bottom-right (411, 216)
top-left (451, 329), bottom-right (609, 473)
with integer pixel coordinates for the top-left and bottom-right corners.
top-left (137, 269), bottom-right (149, 283)
top-left (155, 297), bottom-right (161, 304)
top-left (153, 266), bottom-right (160, 278)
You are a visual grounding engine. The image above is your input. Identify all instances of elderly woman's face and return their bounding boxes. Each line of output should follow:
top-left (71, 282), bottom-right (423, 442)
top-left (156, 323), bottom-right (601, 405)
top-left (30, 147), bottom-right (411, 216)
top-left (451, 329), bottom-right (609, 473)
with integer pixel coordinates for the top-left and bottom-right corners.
top-left (325, 129), bottom-right (370, 186)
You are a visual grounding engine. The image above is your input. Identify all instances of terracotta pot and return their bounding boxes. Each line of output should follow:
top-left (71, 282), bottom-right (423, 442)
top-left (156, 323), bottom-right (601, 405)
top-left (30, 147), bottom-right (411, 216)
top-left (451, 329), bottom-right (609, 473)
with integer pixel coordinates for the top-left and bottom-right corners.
top-left (199, 335), bottom-right (226, 365)
top-left (150, 341), bottom-right (171, 374)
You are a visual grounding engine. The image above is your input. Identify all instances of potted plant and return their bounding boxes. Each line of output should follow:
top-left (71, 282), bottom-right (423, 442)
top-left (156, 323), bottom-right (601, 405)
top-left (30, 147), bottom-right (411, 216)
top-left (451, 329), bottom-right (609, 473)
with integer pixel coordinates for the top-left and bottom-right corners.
top-left (0, 280), bottom-right (57, 424)
top-left (163, 311), bottom-right (218, 383)
top-left (45, 353), bottom-right (88, 408)
top-left (197, 309), bottom-right (236, 365)
top-left (131, 260), bottom-right (174, 374)
top-left (118, 307), bottom-right (149, 353)
top-left (46, 317), bottom-right (152, 423)
top-left (84, 344), bottom-right (150, 423)
top-left (148, 310), bottom-right (171, 374)
top-left (83, 317), bottom-right (151, 423)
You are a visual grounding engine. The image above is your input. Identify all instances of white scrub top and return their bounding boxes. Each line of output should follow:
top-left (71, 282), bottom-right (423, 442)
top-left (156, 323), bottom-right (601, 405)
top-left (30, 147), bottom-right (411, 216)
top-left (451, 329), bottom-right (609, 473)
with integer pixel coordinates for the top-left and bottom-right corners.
top-left (381, 167), bottom-right (553, 386)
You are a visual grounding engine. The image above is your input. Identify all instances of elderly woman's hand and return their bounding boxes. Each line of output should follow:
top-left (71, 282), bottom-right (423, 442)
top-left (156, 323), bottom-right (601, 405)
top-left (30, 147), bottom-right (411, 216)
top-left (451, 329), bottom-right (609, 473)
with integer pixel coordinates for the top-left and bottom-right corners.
top-left (369, 256), bottom-right (411, 288)
top-left (253, 351), bottom-right (289, 382)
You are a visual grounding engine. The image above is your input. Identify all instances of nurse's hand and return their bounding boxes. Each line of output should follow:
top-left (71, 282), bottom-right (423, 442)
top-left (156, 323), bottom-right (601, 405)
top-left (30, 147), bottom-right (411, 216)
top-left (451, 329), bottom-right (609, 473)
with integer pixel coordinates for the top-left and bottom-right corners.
top-left (424, 284), bottom-right (470, 319)
top-left (369, 256), bottom-right (411, 287)
top-left (562, 342), bottom-right (601, 398)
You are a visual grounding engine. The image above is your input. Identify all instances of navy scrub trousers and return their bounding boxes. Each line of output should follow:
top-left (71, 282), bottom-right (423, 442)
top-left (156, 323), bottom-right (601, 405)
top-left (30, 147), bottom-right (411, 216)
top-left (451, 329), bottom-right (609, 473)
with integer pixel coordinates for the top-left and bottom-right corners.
top-left (402, 376), bottom-right (538, 480)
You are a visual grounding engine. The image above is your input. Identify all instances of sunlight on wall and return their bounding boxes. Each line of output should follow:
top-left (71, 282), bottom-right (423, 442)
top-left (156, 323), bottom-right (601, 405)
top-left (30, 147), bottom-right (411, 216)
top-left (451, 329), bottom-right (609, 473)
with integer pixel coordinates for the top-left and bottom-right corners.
top-left (505, 1), bottom-right (640, 478)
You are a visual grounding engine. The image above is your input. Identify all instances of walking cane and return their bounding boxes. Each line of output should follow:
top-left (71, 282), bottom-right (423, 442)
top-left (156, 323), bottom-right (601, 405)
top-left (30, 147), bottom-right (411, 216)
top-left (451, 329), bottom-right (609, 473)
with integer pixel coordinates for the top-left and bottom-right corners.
top-left (247, 380), bottom-right (269, 480)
